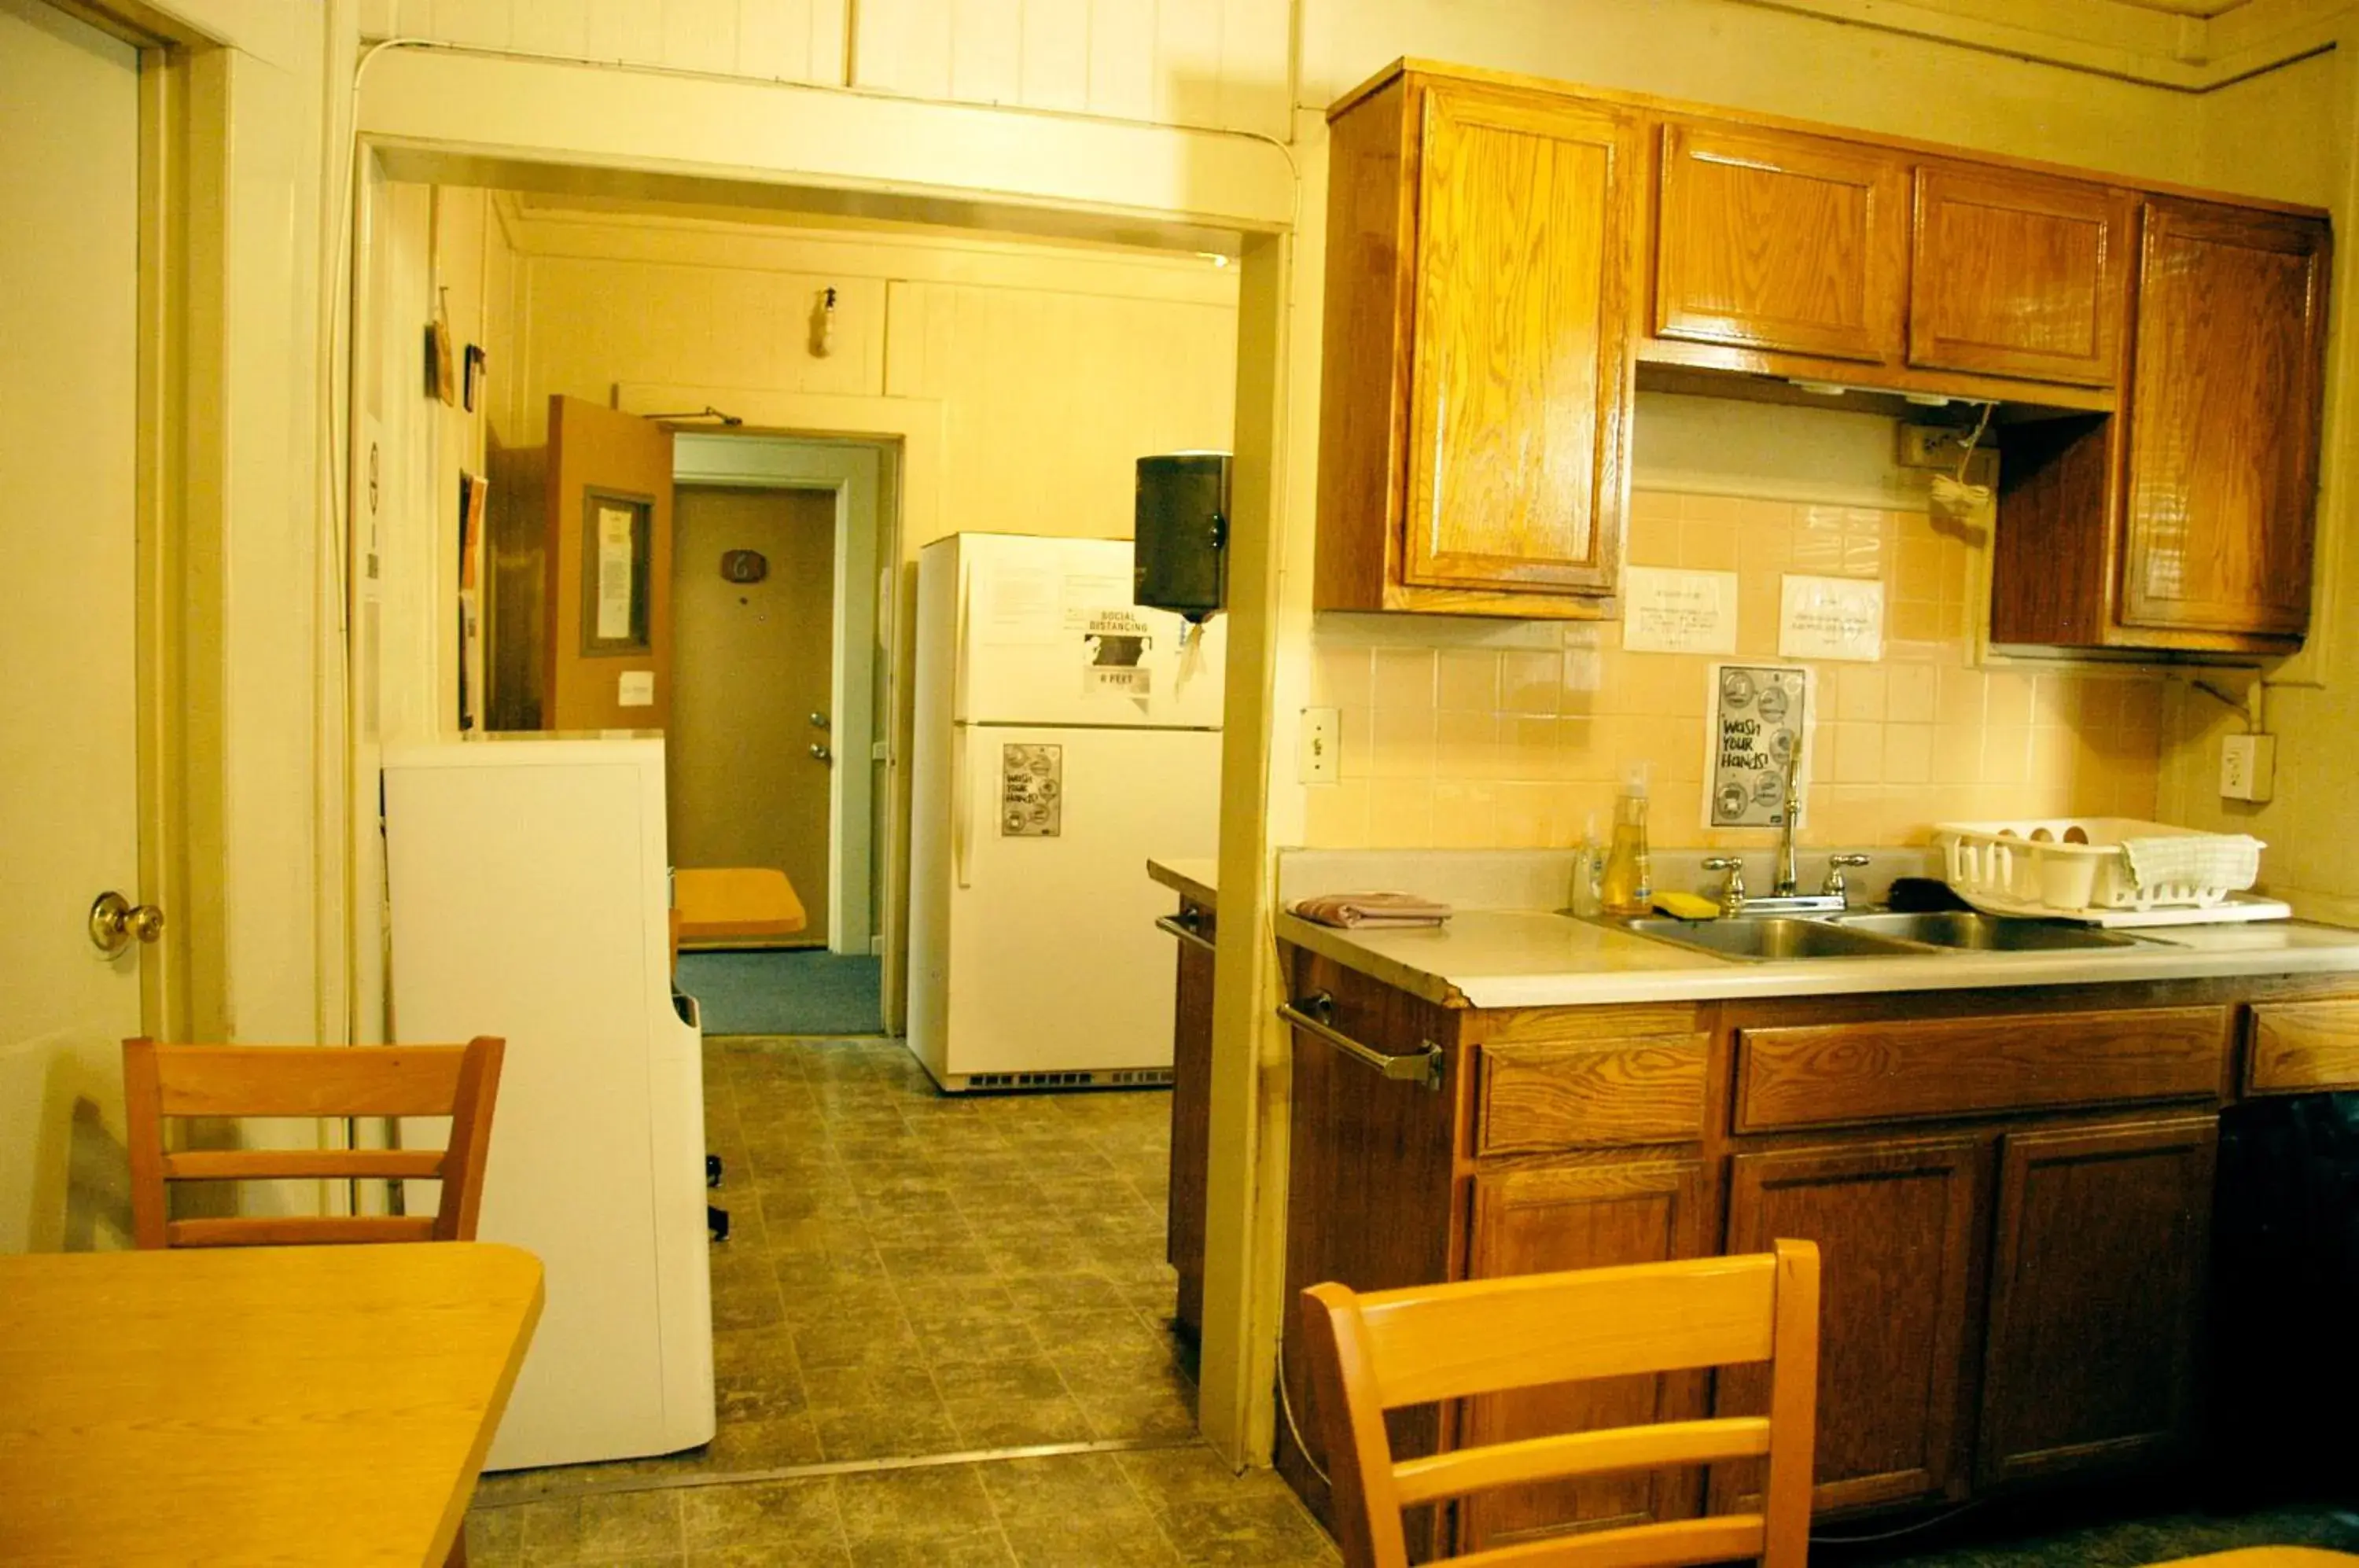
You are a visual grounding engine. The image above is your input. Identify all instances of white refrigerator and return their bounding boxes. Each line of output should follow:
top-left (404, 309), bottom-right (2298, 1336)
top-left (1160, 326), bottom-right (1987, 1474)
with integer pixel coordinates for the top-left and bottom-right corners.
top-left (908, 533), bottom-right (1224, 1091)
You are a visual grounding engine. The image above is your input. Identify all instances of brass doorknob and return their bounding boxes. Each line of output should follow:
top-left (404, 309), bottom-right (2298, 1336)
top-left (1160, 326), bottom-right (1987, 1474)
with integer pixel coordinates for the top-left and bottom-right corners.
top-left (90, 891), bottom-right (165, 957)
top-left (810, 744), bottom-right (833, 763)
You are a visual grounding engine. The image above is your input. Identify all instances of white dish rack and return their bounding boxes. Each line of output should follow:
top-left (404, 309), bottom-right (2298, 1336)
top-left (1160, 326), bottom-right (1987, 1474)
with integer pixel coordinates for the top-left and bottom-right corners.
top-left (1934, 817), bottom-right (2273, 920)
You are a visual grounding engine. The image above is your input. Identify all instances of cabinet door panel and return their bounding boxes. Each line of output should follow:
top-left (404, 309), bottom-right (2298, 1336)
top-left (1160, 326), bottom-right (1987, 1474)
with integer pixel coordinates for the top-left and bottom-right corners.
top-left (2122, 201), bottom-right (2328, 638)
top-left (1655, 122), bottom-right (1907, 364)
top-left (1909, 165), bottom-right (2133, 387)
top-left (1165, 905), bottom-right (1214, 1338)
top-left (1404, 86), bottom-right (1636, 596)
top-left (1717, 1139), bottom-right (1981, 1515)
top-left (1459, 1161), bottom-right (1709, 1551)
top-left (1981, 1116), bottom-right (2217, 1485)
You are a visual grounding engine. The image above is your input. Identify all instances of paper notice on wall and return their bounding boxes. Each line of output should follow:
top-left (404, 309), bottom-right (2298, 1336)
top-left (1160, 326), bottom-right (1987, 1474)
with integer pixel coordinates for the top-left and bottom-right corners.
top-left (1707, 664), bottom-right (1811, 829)
top-left (617, 670), bottom-right (654, 707)
top-left (1779, 574), bottom-right (1885, 662)
top-left (595, 505), bottom-right (635, 642)
top-left (1622, 566), bottom-right (1739, 654)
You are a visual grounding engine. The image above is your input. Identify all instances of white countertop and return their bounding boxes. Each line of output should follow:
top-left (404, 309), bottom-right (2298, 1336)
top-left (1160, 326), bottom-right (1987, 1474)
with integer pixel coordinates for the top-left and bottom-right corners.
top-left (1275, 907), bottom-right (2359, 1010)
top-left (1146, 857), bottom-right (1219, 909)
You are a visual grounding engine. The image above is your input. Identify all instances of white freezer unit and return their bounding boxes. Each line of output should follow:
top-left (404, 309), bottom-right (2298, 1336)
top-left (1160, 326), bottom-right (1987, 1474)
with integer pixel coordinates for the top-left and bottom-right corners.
top-left (383, 735), bottom-right (714, 1470)
top-left (907, 534), bottom-right (1224, 1091)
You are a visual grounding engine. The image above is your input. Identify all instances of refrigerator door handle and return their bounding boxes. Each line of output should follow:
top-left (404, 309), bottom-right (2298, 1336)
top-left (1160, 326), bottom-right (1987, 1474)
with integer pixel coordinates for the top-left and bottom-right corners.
top-left (952, 725), bottom-right (972, 889)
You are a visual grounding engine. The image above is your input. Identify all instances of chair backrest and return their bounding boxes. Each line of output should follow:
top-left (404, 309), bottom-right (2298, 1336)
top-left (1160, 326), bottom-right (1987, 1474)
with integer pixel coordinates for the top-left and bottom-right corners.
top-left (121, 1037), bottom-right (506, 1250)
top-left (1300, 1239), bottom-right (1820, 1568)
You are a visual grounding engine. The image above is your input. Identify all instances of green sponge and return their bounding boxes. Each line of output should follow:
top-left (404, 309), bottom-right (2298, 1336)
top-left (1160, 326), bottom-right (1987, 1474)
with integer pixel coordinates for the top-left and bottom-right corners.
top-left (1651, 891), bottom-right (1721, 921)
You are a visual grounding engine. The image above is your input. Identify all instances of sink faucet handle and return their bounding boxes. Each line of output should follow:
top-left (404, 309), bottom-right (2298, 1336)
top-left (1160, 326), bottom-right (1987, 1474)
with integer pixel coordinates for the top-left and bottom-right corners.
top-left (1699, 856), bottom-right (1748, 915)
top-left (1823, 852), bottom-right (1872, 902)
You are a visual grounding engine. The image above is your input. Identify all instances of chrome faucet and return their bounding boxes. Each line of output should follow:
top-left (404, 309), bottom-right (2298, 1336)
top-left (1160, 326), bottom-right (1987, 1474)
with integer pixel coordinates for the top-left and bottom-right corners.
top-left (1772, 745), bottom-right (1802, 897)
top-left (1701, 856), bottom-right (1747, 916)
top-left (1824, 852), bottom-right (1872, 906)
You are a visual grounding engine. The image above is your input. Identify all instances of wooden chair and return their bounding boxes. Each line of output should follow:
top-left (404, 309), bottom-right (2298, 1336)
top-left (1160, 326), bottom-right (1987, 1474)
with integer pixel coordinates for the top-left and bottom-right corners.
top-left (122, 1036), bottom-right (506, 1250)
top-left (1300, 1239), bottom-right (1821, 1568)
top-left (2147, 1554), bottom-right (2359, 1566)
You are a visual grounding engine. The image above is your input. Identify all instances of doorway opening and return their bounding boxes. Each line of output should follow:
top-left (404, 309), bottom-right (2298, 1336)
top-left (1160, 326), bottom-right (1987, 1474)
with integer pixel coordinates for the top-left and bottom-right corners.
top-left (670, 432), bottom-right (889, 1036)
top-left (358, 167), bottom-right (1245, 1512)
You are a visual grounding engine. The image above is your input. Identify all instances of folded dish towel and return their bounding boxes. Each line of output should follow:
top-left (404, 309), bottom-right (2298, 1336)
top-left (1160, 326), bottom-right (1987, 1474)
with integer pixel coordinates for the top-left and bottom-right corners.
top-left (1288, 892), bottom-right (1454, 929)
top-left (2121, 833), bottom-right (2264, 893)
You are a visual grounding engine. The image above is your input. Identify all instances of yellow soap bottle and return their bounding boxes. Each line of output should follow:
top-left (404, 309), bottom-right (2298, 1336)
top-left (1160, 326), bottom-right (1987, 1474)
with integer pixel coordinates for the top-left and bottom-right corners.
top-left (1599, 764), bottom-right (1652, 916)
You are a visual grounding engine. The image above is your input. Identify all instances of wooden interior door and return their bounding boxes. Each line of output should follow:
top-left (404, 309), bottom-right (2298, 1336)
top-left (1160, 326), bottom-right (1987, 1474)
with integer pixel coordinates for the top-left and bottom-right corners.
top-left (543, 396), bottom-right (675, 731)
top-left (1654, 122), bottom-right (1908, 364)
top-left (1908, 165), bottom-right (2135, 387)
top-left (668, 485), bottom-right (835, 944)
top-left (1457, 1161), bottom-right (1709, 1551)
top-left (1717, 1138), bottom-right (1982, 1515)
top-left (0, 0), bottom-right (145, 1255)
top-left (1402, 84), bottom-right (1636, 598)
top-left (2120, 201), bottom-right (2328, 639)
top-left (1980, 1115), bottom-right (2217, 1485)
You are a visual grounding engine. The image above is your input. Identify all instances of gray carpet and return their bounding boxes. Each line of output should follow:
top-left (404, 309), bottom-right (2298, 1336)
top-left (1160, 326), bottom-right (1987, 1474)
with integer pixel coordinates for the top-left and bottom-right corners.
top-left (677, 950), bottom-right (883, 1036)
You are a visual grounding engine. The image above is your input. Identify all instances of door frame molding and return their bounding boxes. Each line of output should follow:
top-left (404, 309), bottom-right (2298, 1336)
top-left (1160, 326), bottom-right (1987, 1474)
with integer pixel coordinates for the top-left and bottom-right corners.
top-left (671, 432), bottom-right (887, 959)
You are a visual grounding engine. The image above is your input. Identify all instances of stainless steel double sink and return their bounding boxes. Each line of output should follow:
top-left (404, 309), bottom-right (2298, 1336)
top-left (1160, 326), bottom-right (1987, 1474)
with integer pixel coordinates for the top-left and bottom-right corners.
top-left (1603, 910), bottom-right (2147, 963)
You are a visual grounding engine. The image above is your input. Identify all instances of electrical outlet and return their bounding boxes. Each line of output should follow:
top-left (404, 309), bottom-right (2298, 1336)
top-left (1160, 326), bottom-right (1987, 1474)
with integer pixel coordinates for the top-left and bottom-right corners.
top-left (2221, 733), bottom-right (2276, 802)
top-left (1899, 424), bottom-right (1960, 469)
top-left (1300, 707), bottom-right (1340, 785)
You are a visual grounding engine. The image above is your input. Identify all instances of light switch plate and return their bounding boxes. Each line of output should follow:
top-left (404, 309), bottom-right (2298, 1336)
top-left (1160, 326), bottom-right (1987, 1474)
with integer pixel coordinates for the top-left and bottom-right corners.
top-left (2221, 733), bottom-right (2275, 802)
top-left (1301, 708), bottom-right (1339, 785)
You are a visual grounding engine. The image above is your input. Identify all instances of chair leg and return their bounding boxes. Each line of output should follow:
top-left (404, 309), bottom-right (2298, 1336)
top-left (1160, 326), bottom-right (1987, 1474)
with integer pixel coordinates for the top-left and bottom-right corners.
top-left (444, 1523), bottom-right (468, 1568)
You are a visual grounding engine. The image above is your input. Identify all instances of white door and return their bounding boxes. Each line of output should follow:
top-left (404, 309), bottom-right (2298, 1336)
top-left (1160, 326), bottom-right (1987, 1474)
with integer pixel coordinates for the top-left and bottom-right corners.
top-left (0, 0), bottom-right (145, 1253)
top-left (944, 725), bottom-right (1220, 1077)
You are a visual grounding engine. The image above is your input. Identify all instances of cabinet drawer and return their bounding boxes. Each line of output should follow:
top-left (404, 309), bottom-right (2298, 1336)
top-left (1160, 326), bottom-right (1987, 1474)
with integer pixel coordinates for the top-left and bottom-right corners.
top-left (2246, 1000), bottom-right (2359, 1093)
top-left (1735, 1007), bottom-right (2229, 1132)
top-left (1478, 1035), bottom-right (1709, 1153)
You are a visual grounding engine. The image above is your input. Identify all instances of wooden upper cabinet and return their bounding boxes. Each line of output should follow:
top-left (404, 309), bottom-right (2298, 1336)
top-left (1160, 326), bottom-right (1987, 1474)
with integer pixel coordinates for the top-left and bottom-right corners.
top-left (1654, 121), bottom-right (1908, 365)
top-left (2118, 199), bottom-right (2330, 640)
top-left (1404, 88), bottom-right (1637, 599)
top-left (1314, 69), bottom-right (1639, 619)
top-left (1909, 165), bottom-right (2135, 387)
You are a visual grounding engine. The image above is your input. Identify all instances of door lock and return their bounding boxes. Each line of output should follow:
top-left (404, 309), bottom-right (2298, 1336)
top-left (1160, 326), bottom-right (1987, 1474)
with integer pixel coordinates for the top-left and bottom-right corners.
top-left (809, 712), bottom-right (830, 730)
top-left (90, 891), bottom-right (164, 957)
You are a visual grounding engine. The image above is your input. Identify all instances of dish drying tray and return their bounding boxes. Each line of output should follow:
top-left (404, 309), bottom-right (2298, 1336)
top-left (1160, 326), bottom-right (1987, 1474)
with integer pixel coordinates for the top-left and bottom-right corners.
top-left (1933, 817), bottom-right (2286, 926)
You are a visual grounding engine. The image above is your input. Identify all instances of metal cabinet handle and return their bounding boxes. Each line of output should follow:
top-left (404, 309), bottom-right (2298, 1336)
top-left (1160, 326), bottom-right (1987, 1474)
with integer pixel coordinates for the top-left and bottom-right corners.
top-left (1155, 914), bottom-right (1216, 955)
top-left (1277, 991), bottom-right (1444, 1092)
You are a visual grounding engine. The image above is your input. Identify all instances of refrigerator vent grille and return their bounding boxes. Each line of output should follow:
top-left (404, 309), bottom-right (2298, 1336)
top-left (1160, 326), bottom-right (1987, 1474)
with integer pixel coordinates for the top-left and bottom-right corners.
top-left (961, 1068), bottom-right (1175, 1091)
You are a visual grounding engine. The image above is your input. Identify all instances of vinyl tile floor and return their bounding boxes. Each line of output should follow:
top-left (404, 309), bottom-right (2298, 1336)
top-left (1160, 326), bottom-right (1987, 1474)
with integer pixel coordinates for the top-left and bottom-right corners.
top-left (469, 1035), bottom-right (1340, 1566)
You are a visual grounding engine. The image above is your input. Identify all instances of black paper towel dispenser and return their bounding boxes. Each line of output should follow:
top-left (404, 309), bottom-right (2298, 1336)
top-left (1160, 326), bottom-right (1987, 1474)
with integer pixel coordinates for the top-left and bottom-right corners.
top-left (1133, 452), bottom-right (1229, 623)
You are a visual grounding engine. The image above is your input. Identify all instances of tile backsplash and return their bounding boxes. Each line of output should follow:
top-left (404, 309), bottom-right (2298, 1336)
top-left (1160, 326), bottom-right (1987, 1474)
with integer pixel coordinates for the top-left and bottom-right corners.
top-left (1303, 489), bottom-right (2164, 851)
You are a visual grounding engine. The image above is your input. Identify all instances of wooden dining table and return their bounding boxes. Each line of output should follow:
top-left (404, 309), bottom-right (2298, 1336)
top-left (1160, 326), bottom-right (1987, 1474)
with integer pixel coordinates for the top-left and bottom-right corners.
top-left (0, 1241), bottom-right (543, 1566)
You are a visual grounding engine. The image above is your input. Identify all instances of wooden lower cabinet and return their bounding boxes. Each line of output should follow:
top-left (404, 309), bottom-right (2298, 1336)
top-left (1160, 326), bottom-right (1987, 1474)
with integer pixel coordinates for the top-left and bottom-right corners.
top-left (1458, 1161), bottom-right (1710, 1551)
top-left (1718, 1138), bottom-right (1982, 1514)
top-left (1164, 901), bottom-right (1215, 1340)
top-left (1979, 1115), bottom-right (2217, 1485)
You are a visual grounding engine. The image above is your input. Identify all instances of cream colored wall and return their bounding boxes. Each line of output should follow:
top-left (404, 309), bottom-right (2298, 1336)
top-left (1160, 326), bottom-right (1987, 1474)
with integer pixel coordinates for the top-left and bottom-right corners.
top-left (1304, 491), bottom-right (2168, 852)
top-left (508, 215), bottom-right (1239, 556)
top-left (355, 0), bottom-right (1291, 136)
top-left (362, 182), bottom-right (517, 746)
